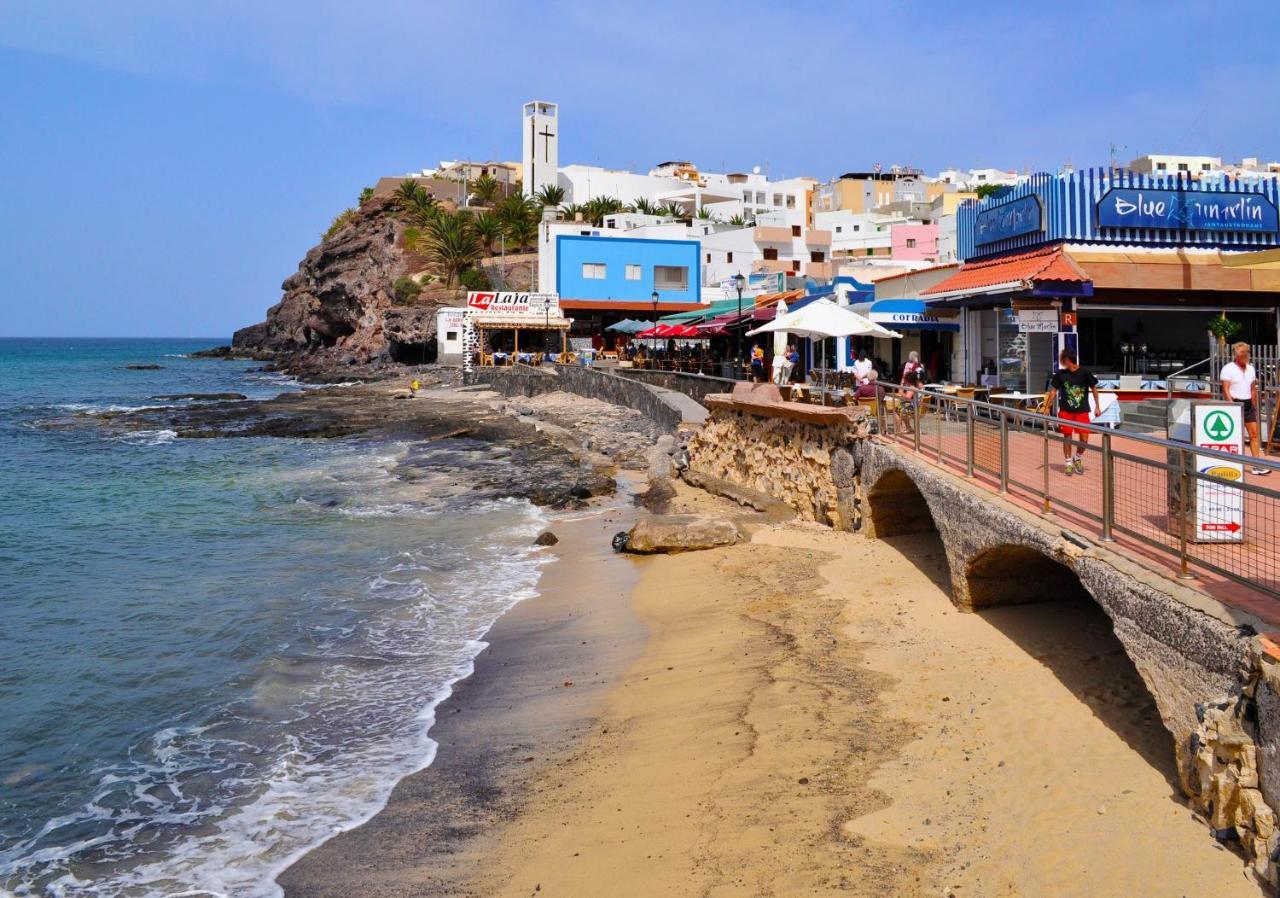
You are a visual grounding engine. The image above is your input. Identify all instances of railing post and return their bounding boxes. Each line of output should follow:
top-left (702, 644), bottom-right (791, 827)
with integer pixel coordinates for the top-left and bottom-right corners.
top-left (1178, 447), bottom-right (1196, 581)
top-left (1100, 432), bottom-right (1115, 542)
top-left (1042, 423), bottom-right (1053, 515)
top-left (913, 397), bottom-right (921, 453)
top-left (965, 405), bottom-right (975, 479)
top-left (936, 398), bottom-right (944, 464)
top-left (998, 410), bottom-right (1009, 494)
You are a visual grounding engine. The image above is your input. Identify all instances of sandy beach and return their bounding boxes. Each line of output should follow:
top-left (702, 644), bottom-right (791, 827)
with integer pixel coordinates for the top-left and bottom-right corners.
top-left (280, 470), bottom-right (1266, 897)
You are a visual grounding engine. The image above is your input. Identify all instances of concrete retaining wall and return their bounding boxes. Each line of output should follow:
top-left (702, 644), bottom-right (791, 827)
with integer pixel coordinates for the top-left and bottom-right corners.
top-left (468, 365), bottom-right (706, 431)
top-left (609, 369), bottom-right (737, 406)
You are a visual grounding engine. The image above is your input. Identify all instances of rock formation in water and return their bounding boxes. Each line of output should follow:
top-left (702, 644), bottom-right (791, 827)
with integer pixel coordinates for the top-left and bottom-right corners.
top-left (232, 194), bottom-right (439, 370)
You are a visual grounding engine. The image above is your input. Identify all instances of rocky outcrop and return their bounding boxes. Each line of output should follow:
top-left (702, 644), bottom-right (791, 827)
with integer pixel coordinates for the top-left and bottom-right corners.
top-left (232, 195), bottom-right (442, 370)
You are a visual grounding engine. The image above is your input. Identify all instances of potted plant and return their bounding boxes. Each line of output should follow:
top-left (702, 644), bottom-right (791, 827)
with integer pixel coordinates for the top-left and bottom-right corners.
top-left (1207, 311), bottom-right (1243, 349)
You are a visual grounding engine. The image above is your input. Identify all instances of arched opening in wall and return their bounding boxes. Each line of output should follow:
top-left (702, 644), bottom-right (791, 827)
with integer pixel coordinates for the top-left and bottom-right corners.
top-left (973, 547), bottom-right (1179, 787)
top-left (866, 469), bottom-right (949, 594)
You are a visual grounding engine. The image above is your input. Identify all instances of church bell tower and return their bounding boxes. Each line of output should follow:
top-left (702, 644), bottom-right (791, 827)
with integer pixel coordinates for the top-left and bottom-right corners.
top-left (522, 100), bottom-right (559, 198)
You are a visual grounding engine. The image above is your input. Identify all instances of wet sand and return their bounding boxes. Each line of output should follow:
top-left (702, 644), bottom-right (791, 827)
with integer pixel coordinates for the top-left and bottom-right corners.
top-left (284, 481), bottom-right (1264, 897)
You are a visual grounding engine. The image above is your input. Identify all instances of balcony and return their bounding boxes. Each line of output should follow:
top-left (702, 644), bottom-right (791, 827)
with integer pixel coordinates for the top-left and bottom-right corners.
top-left (804, 229), bottom-right (832, 247)
top-left (755, 259), bottom-right (794, 274)
top-left (753, 226), bottom-right (792, 243)
top-left (805, 261), bottom-right (833, 279)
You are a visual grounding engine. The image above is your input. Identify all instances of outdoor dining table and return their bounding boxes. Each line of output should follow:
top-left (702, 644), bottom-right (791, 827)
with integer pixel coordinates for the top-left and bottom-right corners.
top-left (989, 391), bottom-right (1043, 407)
top-left (515, 352), bottom-right (535, 364)
top-left (492, 352), bottom-right (510, 364)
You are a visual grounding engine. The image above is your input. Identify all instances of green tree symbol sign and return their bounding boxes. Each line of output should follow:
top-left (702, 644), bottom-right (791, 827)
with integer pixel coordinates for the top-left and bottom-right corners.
top-left (1204, 410), bottom-right (1236, 442)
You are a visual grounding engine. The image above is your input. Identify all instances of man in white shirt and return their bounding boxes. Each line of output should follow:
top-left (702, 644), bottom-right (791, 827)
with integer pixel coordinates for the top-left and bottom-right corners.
top-left (852, 350), bottom-right (874, 385)
top-left (1220, 341), bottom-right (1270, 475)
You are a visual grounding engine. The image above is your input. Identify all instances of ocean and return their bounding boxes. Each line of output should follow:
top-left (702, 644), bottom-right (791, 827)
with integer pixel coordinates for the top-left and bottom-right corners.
top-left (0, 339), bottom-right (550, 897)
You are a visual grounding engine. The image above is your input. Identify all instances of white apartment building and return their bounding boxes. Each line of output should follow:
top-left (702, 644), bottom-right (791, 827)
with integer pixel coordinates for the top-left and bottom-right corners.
top-left (1127, 153), bottom-right (1222, 176)
top-left (933, 167), bottom-right (1023, 189)
top-left (814, 210), bottom-right (907, 258)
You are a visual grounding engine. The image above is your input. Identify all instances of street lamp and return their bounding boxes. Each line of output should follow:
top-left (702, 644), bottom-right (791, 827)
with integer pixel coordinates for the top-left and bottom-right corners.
top-left (731, 272), bottom-right (746, 379)
top-left (651, 290), bottom-right (660, 356)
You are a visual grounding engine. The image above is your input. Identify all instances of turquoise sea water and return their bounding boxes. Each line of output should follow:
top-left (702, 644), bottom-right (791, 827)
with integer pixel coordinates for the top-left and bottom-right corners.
top-left (0, 339), bottom-right (548, 896)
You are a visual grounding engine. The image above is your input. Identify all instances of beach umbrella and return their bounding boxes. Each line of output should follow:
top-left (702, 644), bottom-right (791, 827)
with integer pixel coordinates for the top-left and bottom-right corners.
top-left (746, 299), bottom-right (901, 404)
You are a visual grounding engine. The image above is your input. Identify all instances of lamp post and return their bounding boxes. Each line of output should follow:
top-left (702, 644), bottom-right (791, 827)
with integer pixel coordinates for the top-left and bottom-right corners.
top-left (651, 290), bottom-right (660, 356)
top-left (732, 272), bottom-right (746, 379)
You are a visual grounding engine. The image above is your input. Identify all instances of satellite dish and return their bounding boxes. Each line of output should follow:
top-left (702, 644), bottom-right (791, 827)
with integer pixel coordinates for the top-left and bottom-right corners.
top-left (752, 165), bottom-right (761, 175)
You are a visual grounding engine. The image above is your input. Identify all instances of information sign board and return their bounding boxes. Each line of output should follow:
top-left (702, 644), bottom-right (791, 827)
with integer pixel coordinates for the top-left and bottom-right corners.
top-left (1192, 403), bottom-right (1245, 543)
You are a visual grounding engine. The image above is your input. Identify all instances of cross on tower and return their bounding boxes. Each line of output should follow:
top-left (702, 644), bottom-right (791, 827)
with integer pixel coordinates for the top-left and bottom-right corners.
top-left (539, 126), bottom-right (555, 162)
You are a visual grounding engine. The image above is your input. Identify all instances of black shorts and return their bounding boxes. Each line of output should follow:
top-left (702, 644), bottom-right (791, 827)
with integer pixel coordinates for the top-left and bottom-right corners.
top-left (1240, 399), bottom-right (1258, 424)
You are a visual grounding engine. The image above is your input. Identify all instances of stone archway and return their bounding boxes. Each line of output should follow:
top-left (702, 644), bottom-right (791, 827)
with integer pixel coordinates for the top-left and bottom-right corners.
top-left (963, 544), bottom-right (1089, 609)
top-left (863, 467), bottom-right (939, 540)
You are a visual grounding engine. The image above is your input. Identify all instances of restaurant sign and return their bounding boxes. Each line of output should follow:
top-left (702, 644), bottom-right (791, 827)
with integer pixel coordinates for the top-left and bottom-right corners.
top-left (974, 194), bottom-right (1043, 246)
top-left (1097, 188), bottom-right (1279, 233)
top-left (466, 291), bottom-right (561, 317)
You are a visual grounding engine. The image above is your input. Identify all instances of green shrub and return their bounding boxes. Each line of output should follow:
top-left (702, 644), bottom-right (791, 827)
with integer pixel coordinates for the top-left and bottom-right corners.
top-left (324, 208), bottom-right (358, 240)
top-left (458, 267), bottom-right (491, 291)
top-left (359, 186), bottom-right (375, 205)
top-left (392, 276), bottom-right (422, 305)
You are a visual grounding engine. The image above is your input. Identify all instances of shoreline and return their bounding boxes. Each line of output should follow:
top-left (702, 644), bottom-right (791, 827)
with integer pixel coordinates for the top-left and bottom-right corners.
top-left (276, 481), bottom-right (650, 897)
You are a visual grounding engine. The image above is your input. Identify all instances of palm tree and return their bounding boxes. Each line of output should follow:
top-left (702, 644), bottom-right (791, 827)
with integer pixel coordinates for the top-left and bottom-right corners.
top-left (407, 191), bottom-right (439, 228)
top-left (630, 197), bottom-right (658, 216)
top-left (561, 202), bottom-right (587, 222)
top-left (470, 175), bottom-right (502, 206)
top-left (583, 195), bottom-right (625, 226)
top-left (505, 215), bottom-right (540, 252)
top-left (472, 211), bottom-right (504, 254)
top-left (394, 179), bottom-right (422, 209)
top-left (656, 201), bottom-right (686, 220)
top-left (419, 211), bottom-right (483, 287)
top-left (534, 184), bottom-right (566, 207)
top-left (695, 207), bottom-right (719, 221)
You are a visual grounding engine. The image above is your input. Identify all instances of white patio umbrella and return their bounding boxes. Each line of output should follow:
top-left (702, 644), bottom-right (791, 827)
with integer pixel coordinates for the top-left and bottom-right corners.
top-left (746, 299), bottom-right (902, 403)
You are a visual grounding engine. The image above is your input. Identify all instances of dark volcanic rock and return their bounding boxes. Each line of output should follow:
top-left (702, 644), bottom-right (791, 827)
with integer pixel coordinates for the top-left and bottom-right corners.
top-left (125, 364), bottom-right (164, 370)
top-left (149, 393), bottom-right (248, 402)
top-left (232, 194), bottom-right (448, 372)
top-left (534, 531), bottom-right (560, 546)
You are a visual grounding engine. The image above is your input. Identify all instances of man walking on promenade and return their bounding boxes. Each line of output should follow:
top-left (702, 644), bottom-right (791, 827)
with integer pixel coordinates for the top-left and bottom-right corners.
top-left (1044, 348), bottom-right (1101, 476)
top-left (1220, 341), bottom-right (1271, 476)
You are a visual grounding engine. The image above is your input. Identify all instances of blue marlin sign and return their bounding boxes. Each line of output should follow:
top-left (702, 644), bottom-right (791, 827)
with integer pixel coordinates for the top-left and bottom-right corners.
top-left (974, 194), bottom-right (1043, 245)
top-left (1098, 188), bottom-right (1279, 233)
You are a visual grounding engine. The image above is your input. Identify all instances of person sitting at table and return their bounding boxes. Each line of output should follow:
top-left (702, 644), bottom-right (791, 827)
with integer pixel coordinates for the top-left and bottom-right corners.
top-left (852, 349), bottom-right (874, 385)
top-left (901, 350), bottom-right (922, 384)
top-left (853, 370), bottom-right (887, 401)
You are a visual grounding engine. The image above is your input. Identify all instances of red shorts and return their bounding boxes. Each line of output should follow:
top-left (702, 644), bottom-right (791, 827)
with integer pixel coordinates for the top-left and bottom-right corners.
top-left (1059, 410), bottom-right (1091, 436)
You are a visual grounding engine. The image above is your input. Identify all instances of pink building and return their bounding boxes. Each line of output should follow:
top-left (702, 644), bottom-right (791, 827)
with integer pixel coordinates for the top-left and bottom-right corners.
top-left (890, 223), bottom-right (939, 262)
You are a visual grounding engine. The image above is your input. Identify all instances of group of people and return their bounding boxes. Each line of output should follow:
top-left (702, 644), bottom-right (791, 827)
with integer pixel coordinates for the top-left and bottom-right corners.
top-left (1043, 340), bottom-right (1270, 477)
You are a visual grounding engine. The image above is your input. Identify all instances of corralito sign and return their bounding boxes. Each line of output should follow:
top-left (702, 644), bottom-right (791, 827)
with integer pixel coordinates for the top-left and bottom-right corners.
top-left (1192, 403), bottom-right (1244, 543)
top-left (466, 291), bottom-right (561, 317)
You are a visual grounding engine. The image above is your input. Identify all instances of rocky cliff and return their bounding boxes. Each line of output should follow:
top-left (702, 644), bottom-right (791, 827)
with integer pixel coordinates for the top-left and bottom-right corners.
top-left (232, 194), bottom-right (438, 371)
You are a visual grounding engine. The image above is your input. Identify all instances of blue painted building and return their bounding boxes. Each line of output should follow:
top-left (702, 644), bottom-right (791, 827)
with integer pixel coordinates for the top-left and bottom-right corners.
top-left (554, 235), bottom-right (701, 305)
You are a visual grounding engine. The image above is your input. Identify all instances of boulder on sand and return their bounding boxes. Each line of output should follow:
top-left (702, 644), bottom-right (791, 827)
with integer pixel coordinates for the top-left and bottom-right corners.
top-left (623, 515), bottom-right (742, 554)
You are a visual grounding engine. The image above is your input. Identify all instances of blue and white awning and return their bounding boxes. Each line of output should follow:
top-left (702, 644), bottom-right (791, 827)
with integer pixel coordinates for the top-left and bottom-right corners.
top-left (856, 299), bottom-right (960, 332)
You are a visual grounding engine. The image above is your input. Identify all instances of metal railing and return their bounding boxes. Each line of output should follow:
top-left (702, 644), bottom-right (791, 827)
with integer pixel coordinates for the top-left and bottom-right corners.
top-left (872, 383), bottom-right (1280, 600)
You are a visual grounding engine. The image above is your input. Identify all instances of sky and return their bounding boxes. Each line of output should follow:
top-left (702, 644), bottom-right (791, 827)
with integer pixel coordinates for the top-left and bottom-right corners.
top-left (3, 1), bottom-right (1280, 338)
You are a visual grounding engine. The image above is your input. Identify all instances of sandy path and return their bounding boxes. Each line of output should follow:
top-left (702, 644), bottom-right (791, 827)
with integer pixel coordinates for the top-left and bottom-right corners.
top-left (470, 500), bottom-right (1263, 896)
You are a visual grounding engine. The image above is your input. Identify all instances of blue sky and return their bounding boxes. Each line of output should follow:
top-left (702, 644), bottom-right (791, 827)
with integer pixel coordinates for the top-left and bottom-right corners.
top-left (2, 1), bottom-right (1279, 337)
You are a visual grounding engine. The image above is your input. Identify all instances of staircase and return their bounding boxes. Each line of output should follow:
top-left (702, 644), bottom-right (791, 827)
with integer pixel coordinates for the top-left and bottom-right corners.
top-left (1119, 397), bottom-right (1168, 434)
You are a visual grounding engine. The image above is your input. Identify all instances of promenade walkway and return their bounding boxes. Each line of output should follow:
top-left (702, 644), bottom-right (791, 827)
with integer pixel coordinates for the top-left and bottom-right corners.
top-left (881, 399), bottom-right (1280, 627)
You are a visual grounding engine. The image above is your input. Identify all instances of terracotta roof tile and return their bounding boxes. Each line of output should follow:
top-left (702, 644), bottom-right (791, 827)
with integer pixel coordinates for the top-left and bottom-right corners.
top-left (921, 246), bottom-right (1090, 297)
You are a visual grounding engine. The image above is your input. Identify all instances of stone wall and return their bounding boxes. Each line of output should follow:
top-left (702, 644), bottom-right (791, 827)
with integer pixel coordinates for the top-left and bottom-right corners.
top-left (685, 403), bottom-right (865, 529)
top-left (469, 365), bottom-right (705, 432)
top-left (610, 369), bottom-right (737, 406)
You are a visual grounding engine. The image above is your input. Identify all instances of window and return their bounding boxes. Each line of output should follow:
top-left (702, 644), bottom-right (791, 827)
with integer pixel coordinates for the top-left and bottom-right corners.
top-left (773, 193), bottom-right (783, 206)
top-left (625, 264), bottom-right (641, 281)
top-left (726, 252), bottom-right (733, 263)
top-left (791, 225), bottom-right (801, 237)
top-left (446, 331), bottom-right (458, 341)
top-left (763, 247), bottom-right (779, 261)
top-left (866, 248), bottom-right (873, 256)
top-left (653, 265), bottom-right (688, 290)
top-left (1202, 163), bottom-right (1212, 171)
top-left (706, 253), bottom-right (711, 263)
top-left (1156, 162), bottom-right (1167, 171)
top-left (582, 262), bottom-right (606, 279)
top-left (810, 251), bottom-right (825, 262)
top-left (835, 226), bottom-right (843, 233)
top-left (853, 224), bottom-right (860, 232)
top-left (906, 238), bottom-right (917, 248)
top-left (786, 194), bottom-right (796, 209)
top-left (755, 191), bottom-right (765, 204)
top-left (743, 190), bottom-right (752, 202)
top-left (1178, 163), bottom-right (1189, 171)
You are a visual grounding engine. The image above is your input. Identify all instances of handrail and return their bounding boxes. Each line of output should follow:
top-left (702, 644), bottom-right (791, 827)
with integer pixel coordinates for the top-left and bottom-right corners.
top-left (883, 382), bottom-right (1280, 471)
top-left (1168, 356), bottom-right (1212, 382)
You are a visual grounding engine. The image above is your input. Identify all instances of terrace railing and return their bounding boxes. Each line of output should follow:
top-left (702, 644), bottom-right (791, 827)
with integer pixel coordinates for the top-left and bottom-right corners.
top-left (874, 383), bottom-right (1280, 601)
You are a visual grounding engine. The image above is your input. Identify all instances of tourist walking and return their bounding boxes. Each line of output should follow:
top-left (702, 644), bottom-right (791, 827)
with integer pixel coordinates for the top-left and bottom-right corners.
top-left (1044, 348), bottom-right (1101, 476)
top-left (1220, 341), bottom-right (1271, 475)
top-left (750, 343), bottom-right (766, 382)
